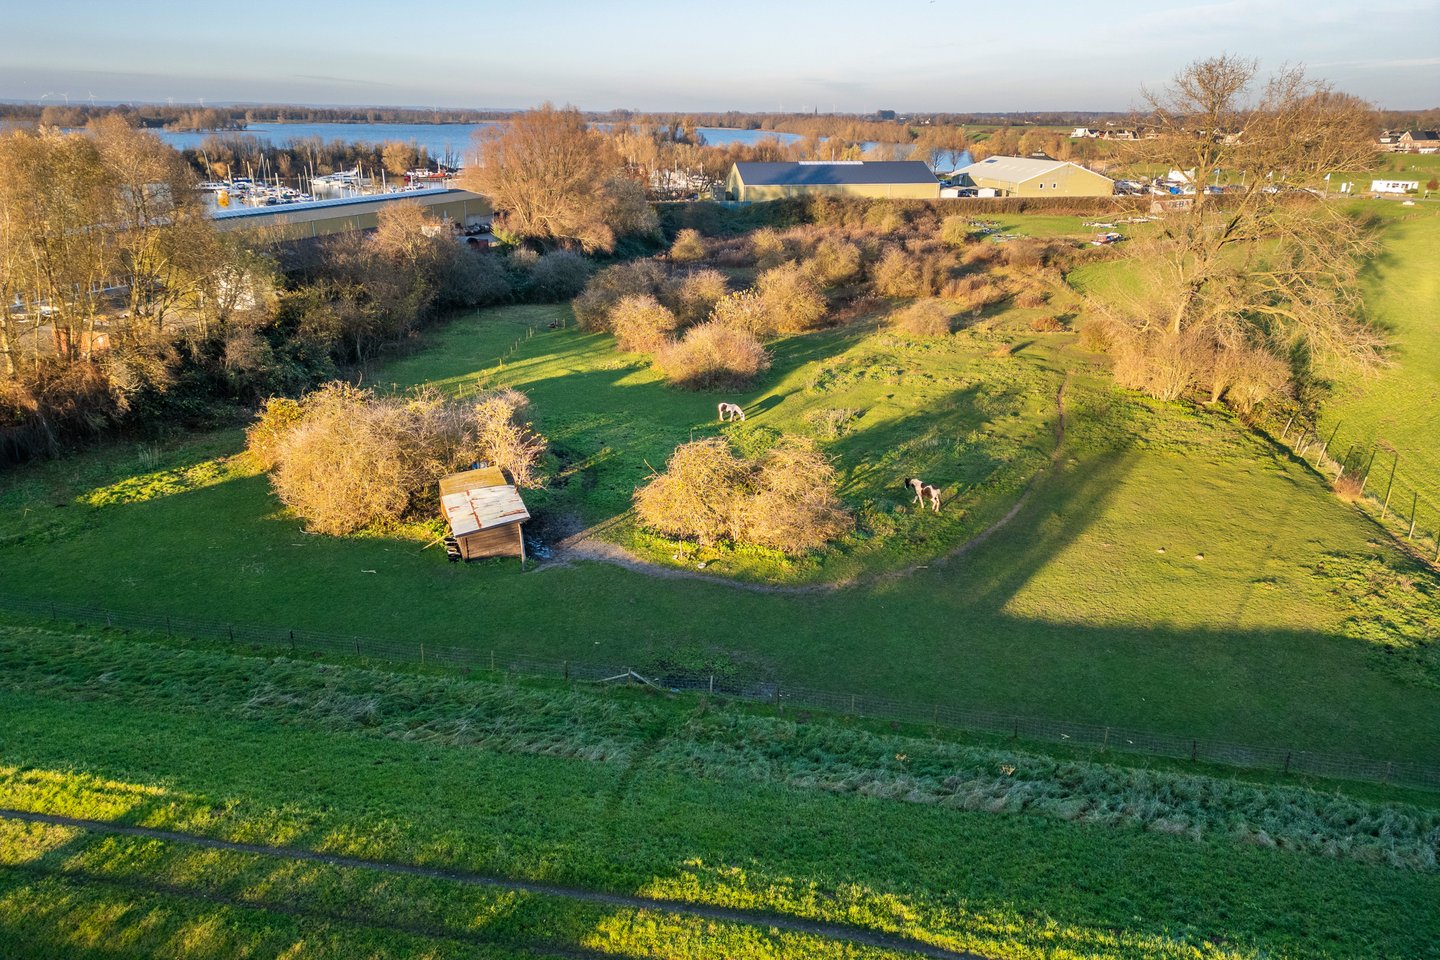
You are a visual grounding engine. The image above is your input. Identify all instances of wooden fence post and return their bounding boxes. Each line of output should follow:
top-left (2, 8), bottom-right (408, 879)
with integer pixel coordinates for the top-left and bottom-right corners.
top-left (1381, 454), bottom-right (1398, 519)
top-left (1316, 422), bottom-right (1341, 468)
top-left (1283, 752), bottom-right (1292, 774)
top-left (1190, 740), bottom-right (1198, 761)
top-left (1359, 449), bottom-right (1377, 494)
top-left (1408, 493), bottom-right (1419, 539)
top-left (1280, 413), bottom-right (1295, 441)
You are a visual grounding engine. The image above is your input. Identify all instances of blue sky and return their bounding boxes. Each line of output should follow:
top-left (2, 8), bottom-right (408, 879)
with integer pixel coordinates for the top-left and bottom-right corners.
top-left (5, 0), bottom-right (1437, 111)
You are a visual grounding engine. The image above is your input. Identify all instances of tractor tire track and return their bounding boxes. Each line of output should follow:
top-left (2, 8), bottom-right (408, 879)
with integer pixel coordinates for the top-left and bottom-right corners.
top-left (547, 375), bottom-right (1070, 595)
top-left (0, 807), bottom-right (990, 960)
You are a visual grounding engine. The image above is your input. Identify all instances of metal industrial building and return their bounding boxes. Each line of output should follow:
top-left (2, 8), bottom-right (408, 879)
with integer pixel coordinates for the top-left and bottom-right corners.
top-left (725, 161), bottom-right (939, 202)
top-left (952, 156), bottom-right (1114, 198)
top-left (212, 188), bottom-right (492, 239)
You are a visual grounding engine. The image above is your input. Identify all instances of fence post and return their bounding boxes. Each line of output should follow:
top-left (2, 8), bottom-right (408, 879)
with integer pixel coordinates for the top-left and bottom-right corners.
top-left (50, 602), bottom-right (56, 621)
top-left (1283, 751), bottom-right (1292, 774)
top-left (1280, 413), bottom-right (1295, 441)
top-left (228, 624), bottom-right (233, 642)
top-left (1190, 740), bottom-right (1198, 761)
top-left (1316, 422), bottom-right (1341, 468)
top-left (1408, 493), bottom-right (1419, 539)
top-left (166, 616), bottom-right (172, 638)
top-left (1381, 454), bottom-right (1398, 519)
top-left (1102, 727), bottom-right (1110, 751)
top-left (1012, 718), bottom-right (1018, 740)
top-left (1359, 449), bottom-right (1377, 494)
top-left (490, 650), bottom-right (496, 673)
top-left (420, 642), bottom-right (425, 665)
top-left (565, 660), bottom-right (571, 682)
top-left (1384, 762), bottom-right (1394, 784)
top-left (708, 673), bottom-right (713, 693)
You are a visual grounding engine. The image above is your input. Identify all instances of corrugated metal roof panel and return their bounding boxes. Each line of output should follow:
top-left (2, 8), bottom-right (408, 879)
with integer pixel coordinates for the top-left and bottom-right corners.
top-left (734, 161), bottom-right (938, 186)
top-left (442, 485), bottom-right (529, 536)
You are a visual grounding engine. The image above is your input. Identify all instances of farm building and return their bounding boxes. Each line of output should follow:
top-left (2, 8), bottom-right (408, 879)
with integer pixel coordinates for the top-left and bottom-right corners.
top-left (724, 161), bottom-right (939, 202)
top-left (1371, 179), bottom-right (1420, 194)
top-left (439, 466), bottom-right (530, 564)
top-left (213, 188), bottom-right (492, 240)
top-left (952, 156), bottom-right (1114, 198)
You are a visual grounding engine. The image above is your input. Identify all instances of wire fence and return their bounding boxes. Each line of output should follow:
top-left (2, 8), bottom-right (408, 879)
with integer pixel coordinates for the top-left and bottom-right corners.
top-left (1263, 411), bottom-right (1440, 567)
top-left (3, 592), bottom-right (1437, 793)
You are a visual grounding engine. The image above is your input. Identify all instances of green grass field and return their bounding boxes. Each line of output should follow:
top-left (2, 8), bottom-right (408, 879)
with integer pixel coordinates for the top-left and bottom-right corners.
top-left (4, 207), bottom-right (1440, 959)
top-left (2, 622), bottom-right (1436, 960)
top-left (1316, 204), bottom-right (1440, 525)
top-left (3, 226), bottom-right (1439, 762)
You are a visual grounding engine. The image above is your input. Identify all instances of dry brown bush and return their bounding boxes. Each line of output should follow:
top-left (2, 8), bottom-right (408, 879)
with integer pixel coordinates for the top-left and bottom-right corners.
top-left (1213, 345), bottom-right (1292, 413)
top-left (611, 294), bottom-right (681, 354)
top-left (1014, 284), bottom-right (1051, 309)
top-left (941, 274), bottom-right (1009, 313)
top-left (1333, 471), bottom-right (1365, 501)
top-left (938, 215), bottom-right (973, 248)
top-left (738, 438), bottom-right (852, 552)
top-left (245, 396), bottom-right (304, 470)
top-left (673, 268), bottom-right (731, 325)
top-left (252, 382), bottom-right (547, 535)
top-left (1028, 314), bottom-right (1066, 333)
top-left (871, 246), bottom-right (934, 298)
top-left (471, 387), bottom-right (548, 489)
top-left (757, 263), bottom-right (828, 333)
top-left (669, 228), bottom-right (707, 262)
top-left (633, 438), bottom-right (746, 546)
top-left (634, 436), bottom-right (850, 553)
top-left (750, 228), bottom-right (789, 269)
top-left (806, 237), bottom-right (863, 286)
top-left (571, 260), bottom-right (672, 331)
top-left (708, 289), bottom-right (771, 336)
top-left (654, 321), bottom-right (771, 389)
top-left (960, 243), bottom-right (1002, 267)
top-left (891, 299), bottom-right (955, 337)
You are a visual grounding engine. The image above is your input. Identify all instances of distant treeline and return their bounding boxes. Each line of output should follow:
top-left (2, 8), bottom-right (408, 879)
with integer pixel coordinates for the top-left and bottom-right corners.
top-left (181, 133), bottom-right (445, 182)
top-left (0, 103), bottom-right (512, 130)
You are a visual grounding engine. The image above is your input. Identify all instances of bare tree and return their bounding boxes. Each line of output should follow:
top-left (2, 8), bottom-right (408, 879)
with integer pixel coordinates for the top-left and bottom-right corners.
top-left (1112, 57), bottom-right (1383, 383)
top-left (461, 104), bottom-right (656, 252)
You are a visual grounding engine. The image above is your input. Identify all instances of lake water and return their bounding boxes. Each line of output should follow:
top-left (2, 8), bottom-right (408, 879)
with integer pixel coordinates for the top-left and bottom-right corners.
top-left (153, 122), bottom-right (805, 163)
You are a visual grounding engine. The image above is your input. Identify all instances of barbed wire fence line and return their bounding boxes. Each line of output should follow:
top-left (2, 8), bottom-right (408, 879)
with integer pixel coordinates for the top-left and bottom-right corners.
top-left (1263, 411), bottom-right (1440, 567)
top-left (3, 593), bottom-right (1436, 793)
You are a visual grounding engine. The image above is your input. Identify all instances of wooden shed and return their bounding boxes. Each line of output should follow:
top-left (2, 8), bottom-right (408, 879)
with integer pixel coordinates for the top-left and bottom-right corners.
top-left (439, 467), bottom-right (530, 564)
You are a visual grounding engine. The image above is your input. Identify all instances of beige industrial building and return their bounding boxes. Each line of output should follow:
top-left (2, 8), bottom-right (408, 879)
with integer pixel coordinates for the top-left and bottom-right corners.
top-left (213, 188), bottom-right (492, 240)
top-left (953, 156), bottom-right (1114, 198)
top-left (725, 161), bottom-right (939, 202)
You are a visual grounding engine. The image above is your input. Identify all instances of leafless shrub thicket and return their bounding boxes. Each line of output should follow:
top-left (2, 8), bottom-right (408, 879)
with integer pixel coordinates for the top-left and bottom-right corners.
top-left (634, 436), bottom-right (851, 552)
top-left (653, 322), bottom-right (771, 390)
top-left (247, 382), bottom-right (547, 535)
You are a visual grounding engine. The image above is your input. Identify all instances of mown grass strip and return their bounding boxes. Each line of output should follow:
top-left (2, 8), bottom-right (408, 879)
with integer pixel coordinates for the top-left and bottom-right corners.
top-left (0, 808), bottom-right (972, 960)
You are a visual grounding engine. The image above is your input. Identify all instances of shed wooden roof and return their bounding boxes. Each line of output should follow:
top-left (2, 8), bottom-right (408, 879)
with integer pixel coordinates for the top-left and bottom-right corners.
top-left (439, 467), bottom-right (530, 537)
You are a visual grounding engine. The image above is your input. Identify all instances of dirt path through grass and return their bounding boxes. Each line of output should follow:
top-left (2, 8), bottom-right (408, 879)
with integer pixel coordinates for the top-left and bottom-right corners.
top-left (548, 376), bottom-right (1070, 594)
top-left (0, 807), bottom-right (988, 960)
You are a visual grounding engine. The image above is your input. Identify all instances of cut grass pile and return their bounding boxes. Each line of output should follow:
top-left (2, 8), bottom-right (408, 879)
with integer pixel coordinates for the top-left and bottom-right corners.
top-left (2, 622), bottom-right (1438, 959)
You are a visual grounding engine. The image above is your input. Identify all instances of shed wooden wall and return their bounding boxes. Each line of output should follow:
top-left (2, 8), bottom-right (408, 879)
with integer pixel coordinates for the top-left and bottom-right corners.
top-left (457, 523), bottom-right (524, 560)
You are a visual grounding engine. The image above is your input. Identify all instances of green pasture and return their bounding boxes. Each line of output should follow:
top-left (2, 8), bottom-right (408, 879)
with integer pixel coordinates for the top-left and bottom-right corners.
top-left (1, 623), bottom-right (1436, 960)
top-left (2, 287), bottom-right (1438, 760)
top-left (1317, 204), bottom-right (1440, 522)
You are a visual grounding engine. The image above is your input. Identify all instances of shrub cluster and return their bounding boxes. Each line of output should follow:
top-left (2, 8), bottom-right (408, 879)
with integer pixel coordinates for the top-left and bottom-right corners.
top-left (246, 382), bottom-right (547, 535)
top-left (1085, 316), bottom-right (1293, 413)
top-left (890, 299), bottom-right (957, 337)
top-left (654, 322), bottom-right (771, 390)
top-left (634, 436), bottom-right (851, 553)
